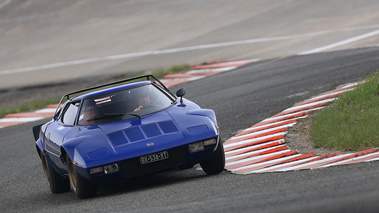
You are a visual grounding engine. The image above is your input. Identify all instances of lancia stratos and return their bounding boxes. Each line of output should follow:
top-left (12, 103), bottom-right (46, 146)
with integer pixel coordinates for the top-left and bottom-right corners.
top-left (32, 75), bottom-right (225, 199)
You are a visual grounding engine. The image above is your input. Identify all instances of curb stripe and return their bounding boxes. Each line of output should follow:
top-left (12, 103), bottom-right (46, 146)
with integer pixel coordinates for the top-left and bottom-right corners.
top-left (226, 150), bottom-right (292, 170)
top-left (187, 67), bottom-right (236, 73)
top-left (276, 98), bottom-right (335, 116)
top-left (226, 127), bottom-right (289, 144)
top-left (250, 155), bottom-right (320, 173)
top-left (254, 111), bottom-right (309, 127)
top-left (0, 121), bottom-right (27, 128)
top-left (226, 145), bottom-right (289, 163)
top-left (236, 152), bottom-right (302, 173)
top-left (320, 152), bottom-right (379, 168)
top-left (5, 112), bottom-right (54, 118)
top-left (225, 139), bottom-right (285, 158)
top-left (0, 117), bottom-right (46, 122)
top-left (277, 154), bottom-right (353, 171)
top-left (193, 60), bottom-right (256, 69)
top-left (224, 133), bottom-right (286, 152)
top-left (232, 119), bottom-right (297, 138)
top-left (365, 156), bottom-right (379, 162)
top-left (293, 89), bottom-right (354, 107)
top-left (224, 81), bottom-right (379, 174)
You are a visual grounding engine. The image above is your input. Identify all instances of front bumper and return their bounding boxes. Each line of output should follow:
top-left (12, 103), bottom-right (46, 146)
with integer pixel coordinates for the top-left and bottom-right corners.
top-left (76, 136), bottom-right (219, 184)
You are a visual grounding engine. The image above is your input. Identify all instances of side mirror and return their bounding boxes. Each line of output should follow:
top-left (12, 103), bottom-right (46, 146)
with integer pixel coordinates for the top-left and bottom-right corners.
top-left (176, 88), bottom-right (185, 97)
top-left (176, 88), bottom-right (186, 105)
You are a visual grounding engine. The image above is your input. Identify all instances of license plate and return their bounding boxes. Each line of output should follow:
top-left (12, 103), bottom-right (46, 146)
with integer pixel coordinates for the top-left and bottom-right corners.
top-left (140, 151), bottom-right (169, 165)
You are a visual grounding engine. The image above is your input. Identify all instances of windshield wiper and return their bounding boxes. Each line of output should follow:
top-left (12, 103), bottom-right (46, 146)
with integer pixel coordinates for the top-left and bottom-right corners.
top-left (126, 113), bottom-right (141, 119)
top-left (88, 113), bottom-right (125, 121)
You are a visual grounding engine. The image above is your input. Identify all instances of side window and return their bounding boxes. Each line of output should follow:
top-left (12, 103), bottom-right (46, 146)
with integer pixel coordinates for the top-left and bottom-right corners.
top-left (61, 102), bottom-right (80, 125)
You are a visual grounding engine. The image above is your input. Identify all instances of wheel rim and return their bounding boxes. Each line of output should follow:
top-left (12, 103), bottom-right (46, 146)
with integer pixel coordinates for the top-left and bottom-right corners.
top-left (67, 157), bottom-right (77, 191)
top-left (41, 156), bottom-right (51, 186)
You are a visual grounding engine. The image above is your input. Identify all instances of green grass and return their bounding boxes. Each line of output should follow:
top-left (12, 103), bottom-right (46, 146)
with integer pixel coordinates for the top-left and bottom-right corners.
top-left (0, 64), bottom-right (192, 118)
top-left (120, 64), bottom-right (192, 79)
top-left (153, 64), bottom-right (192, 78)
top-left (311, 71), bottom-right (379, 151)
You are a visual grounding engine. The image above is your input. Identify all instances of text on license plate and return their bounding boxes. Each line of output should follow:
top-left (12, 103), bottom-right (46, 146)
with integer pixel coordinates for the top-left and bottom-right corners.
top-left (140, 151), bottom-right (169, 165)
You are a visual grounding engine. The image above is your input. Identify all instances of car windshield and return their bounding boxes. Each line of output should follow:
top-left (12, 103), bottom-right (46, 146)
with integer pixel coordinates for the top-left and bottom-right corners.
top-left (77, 84), bottom-right (174, 125)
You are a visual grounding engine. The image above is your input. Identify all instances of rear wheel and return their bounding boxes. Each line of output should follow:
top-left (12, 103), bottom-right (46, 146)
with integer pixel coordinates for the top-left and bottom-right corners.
top-left (67, 156), bottom-right (97, 199)
top-left (41, 154), bottom-right (70, 194)
top-left (200, 139), bottom-right (225, 175)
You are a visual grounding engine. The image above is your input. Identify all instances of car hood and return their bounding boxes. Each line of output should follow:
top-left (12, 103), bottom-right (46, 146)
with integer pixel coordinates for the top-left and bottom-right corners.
top-left (72, 102), bottom-right (218, 168)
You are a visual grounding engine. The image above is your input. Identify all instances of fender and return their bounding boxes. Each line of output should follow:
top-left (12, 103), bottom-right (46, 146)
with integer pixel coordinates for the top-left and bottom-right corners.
top-left (187, 109), bottom-right (218, 126)
top-left (32, 124), bottom-right (43, 141)
top-left (35, 138), bottom-right (44, 157)
top-left (61, 136), bottom-right (88, 168)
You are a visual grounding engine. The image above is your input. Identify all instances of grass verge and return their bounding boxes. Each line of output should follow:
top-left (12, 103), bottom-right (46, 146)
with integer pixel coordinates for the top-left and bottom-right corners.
top-left (0, 64), bottom-right (192, 118)
top-left (120, 64), bottom-right (192, 80)
top-left (311, 71), bottom-right (379, 151)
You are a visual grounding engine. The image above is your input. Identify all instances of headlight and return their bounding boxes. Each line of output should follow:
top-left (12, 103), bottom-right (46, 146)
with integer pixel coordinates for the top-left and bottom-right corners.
top-left (103, 163), bottom-right (119, 174)
top-left (90, 163), bottom-right (119, 175)
top-left (203, 138), bottom-right (216, 146)
top-left (189, 138), bottom-right (217, 153)
top-left (189, 142), bottom-right (204, 153)
top-left (90, 167), bottom-right (104, 175)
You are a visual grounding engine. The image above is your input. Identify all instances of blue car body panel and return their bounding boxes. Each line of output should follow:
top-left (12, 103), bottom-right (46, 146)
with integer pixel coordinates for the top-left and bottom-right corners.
top-left (34, 76), bottom-right (220, 185)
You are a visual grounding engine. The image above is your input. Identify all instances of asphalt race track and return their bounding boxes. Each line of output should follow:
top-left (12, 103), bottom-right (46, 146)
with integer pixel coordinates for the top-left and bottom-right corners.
top-left (1, 47), bottom-right (379, 212)
top-left (1, 0), bottom-right (379, 212)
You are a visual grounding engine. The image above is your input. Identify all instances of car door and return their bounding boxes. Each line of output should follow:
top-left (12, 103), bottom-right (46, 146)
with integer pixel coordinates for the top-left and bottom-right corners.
top-left (44, 101), bottom-right (81, 169)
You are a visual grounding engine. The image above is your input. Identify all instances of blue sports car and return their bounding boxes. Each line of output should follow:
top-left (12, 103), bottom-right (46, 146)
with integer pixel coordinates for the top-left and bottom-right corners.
top-left (32, 75), bottom-right (225, 199)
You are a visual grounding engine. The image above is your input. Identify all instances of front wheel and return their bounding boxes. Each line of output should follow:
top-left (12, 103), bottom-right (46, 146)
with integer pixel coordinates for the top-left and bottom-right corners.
top-left (41, 154), bottom-right (70, 194)
top-left (200, 139), bottom-right (225, 175)
top-left (67, 156), bottom-right (97, 199)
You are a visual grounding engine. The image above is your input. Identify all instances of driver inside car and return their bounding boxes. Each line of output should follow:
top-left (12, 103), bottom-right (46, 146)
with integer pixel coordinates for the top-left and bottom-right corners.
top-left (133, 94), bottom-right (151, 112)
top-left (79, 100), bottom-right (98, 125)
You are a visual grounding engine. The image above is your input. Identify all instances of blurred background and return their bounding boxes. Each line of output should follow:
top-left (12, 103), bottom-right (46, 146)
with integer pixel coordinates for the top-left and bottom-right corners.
top-left (1, 0), bottom-right (378, 103)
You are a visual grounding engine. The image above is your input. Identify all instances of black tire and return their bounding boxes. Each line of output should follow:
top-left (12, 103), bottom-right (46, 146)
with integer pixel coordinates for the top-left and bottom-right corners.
top-left (41, 155), bottom-right (70, 194)
top-left (200, 139), bottom-right (225, 175)
top-left (67, 156), bottom-right (97, 199)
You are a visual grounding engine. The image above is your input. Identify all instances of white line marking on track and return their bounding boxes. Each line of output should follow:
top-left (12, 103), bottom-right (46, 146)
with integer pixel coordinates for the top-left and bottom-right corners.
top-left (2, 25), bottom-right (378, 75)
top-left (299, 29), bottom-right (379, 55)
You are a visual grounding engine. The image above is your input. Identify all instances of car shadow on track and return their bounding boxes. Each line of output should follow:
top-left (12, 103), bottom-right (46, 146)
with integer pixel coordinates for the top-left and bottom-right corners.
top-left (95, 166), bottom-right (214, 198)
